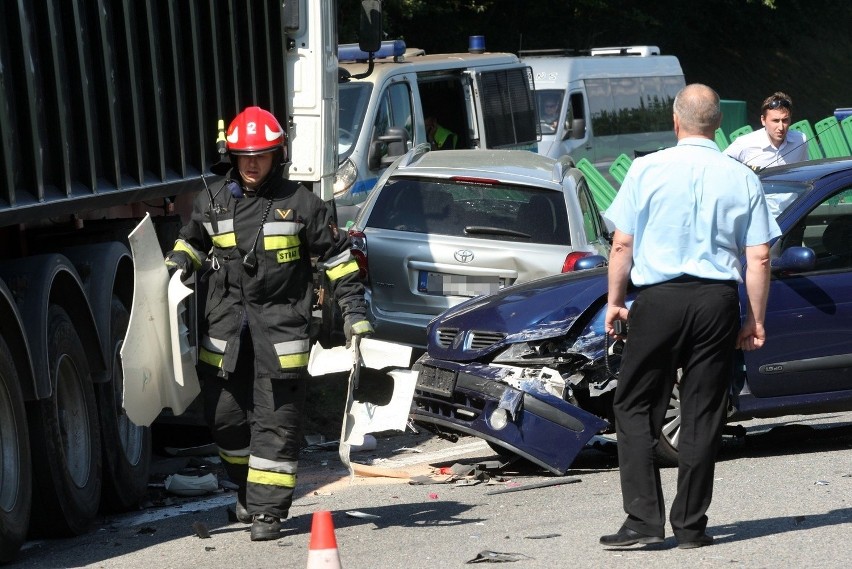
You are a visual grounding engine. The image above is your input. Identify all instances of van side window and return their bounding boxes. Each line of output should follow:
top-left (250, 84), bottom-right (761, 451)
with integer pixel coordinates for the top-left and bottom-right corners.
top-left (586, 78), bottom-right (614, 136)
top-left (586, 76), bottom-right (679, 137)
top-left (568, 92), bottom-right (585, 129)
top-left (374, 82), bottom-right (412, 137)
top-left (372, 82), bottom-right (413, 166)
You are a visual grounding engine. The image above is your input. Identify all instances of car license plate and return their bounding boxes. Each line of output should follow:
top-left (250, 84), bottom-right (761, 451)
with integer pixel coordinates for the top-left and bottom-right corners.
top-left (418, 271), bottom-right (502, 297)
top-left (417, 364), bottom-right (457, 396)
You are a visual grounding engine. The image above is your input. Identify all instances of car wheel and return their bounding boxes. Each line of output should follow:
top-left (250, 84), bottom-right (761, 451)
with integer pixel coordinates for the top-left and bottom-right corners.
top-left (654, 383), bottom-right (681, 467)
top-left (28, 305), bottom-right (102, 537)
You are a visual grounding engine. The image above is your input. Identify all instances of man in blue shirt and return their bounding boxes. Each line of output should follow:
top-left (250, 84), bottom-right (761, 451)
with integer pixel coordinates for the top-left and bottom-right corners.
top-left (600, 84), bottom-right (781, 550)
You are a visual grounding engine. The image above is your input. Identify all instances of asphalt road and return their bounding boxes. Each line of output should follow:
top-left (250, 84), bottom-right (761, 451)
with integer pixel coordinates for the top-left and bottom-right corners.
top-left (8, 412), bottom-right (852, 569)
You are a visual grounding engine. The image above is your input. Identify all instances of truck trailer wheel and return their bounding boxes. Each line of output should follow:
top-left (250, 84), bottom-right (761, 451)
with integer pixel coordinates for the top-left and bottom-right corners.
top-left (28, 305), bottom-right (102, 537)
top-left (97, 297), bottom-right (151, 512)
top-left (0, 335), bottom-right (32, 564)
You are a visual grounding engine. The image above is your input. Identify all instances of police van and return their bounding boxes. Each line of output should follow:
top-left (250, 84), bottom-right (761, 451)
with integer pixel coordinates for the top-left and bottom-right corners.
top-left (331, 40), bottom-right (539, 224)
top-left (521, 46), bottom-right (685, 169)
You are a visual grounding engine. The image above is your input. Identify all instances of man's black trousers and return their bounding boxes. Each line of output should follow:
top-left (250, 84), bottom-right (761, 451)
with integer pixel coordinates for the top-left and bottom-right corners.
top-left (613, 278), bottom-right (739, 542)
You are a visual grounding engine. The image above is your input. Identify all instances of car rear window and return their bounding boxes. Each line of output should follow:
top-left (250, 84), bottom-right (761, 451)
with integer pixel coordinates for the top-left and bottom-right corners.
top-left (366, 177), bottom-right (571, 245)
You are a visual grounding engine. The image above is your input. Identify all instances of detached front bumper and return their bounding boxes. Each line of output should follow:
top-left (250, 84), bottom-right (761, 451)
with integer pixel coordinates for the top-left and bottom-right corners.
top-left (410, 357), bottom-right (608, 475)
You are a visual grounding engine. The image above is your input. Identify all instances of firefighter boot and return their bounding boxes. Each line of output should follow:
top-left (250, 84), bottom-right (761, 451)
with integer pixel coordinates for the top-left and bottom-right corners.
top-left (227, 497), bottom-right (251, 524)
top-left (250, 513), bottom-right (282, 541)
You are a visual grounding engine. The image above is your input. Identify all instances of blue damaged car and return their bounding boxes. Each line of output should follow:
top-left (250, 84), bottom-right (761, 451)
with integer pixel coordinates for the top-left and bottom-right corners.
top-left (410, 158), bottom-right (852, 474)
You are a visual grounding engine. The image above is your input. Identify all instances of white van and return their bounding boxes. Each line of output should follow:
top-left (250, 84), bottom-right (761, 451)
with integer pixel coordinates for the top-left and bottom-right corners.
top-left (331, 41), bottom-right (539, 224)
top-left (521, 46), bottom-right (685, 169)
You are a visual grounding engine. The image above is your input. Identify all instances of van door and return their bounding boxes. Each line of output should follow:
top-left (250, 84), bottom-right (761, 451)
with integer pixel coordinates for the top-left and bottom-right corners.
top-left (562, 90), bottom-right (590, 162)
top-left (417, 71), bottom-right (473, 150)
top-left (471, 67), bottom-right (539, 150)
top-left (336, 77), bottom-right (414, 225)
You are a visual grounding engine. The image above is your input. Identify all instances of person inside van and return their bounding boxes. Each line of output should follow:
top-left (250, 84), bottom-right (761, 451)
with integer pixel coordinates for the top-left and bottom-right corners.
top-left (425, 113), bottom-right (458, 150)
top-left (540, 94), bottom-right (561, 133)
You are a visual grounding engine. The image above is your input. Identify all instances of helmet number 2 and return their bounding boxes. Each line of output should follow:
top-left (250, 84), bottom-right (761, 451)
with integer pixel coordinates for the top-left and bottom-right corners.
top-left (247, 121), bottom-right (257, 135)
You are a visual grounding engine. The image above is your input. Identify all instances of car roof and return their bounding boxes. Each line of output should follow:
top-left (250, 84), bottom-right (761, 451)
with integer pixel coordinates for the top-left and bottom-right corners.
top-left (389, 149), bottom-right (566, 190)
top-left (759, 157), bottom-right (852, 185)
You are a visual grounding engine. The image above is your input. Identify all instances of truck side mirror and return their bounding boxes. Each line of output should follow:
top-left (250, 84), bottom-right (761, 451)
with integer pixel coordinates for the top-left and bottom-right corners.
top-left (359, 1), bottom-right (383, 53)
top-left (368, 127), bottom-right (410, 170)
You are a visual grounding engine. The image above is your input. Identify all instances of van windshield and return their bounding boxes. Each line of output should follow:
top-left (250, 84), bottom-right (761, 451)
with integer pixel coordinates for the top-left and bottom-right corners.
top-left (339, 83), bottom-right (372, 162)
top-left (536, 89), bottom-right (565, 135)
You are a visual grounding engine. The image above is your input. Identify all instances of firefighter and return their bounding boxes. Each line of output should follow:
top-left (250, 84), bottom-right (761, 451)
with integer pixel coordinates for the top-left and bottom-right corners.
top-left (165, 106), bottom-right (373, 541)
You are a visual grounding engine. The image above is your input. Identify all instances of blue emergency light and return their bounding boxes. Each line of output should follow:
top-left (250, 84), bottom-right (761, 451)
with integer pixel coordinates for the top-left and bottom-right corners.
top-left (338, 40), bottom-right (406, 62)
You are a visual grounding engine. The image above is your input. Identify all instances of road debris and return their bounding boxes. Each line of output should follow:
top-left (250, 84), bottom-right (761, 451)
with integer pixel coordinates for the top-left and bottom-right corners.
top-left (466, 550), bottom-right (533, 563)
top-left (192, 521), bottom-right (211, 539)
top-left (485, 477), bottom-right (580, 495)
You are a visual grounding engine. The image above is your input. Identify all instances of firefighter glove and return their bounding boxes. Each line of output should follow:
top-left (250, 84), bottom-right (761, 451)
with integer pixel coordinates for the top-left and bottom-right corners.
top-left (165, 250), bottom-right (194, 279)
top-left (344, 318), bottom-right (374, 347)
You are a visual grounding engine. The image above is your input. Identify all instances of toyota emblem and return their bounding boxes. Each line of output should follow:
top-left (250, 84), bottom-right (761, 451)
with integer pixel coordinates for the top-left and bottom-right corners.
top-left (454, 249), bottom-right (474, 263)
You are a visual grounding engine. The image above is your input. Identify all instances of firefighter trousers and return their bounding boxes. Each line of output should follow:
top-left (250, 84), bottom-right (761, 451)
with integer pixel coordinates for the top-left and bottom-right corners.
top-left (201, 335), bottom-right (308, 519)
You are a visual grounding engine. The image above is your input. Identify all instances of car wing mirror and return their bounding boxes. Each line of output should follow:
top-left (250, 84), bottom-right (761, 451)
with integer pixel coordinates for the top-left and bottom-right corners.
top-left (574, 254), bottom-right (607, 271)
top-left (771, 246), bottom-right (815, 273)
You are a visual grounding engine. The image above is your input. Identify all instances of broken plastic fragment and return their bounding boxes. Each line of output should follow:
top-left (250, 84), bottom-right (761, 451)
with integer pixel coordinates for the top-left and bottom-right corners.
top-left (485, 477), bottom-right (580, 495)
top-left (345, 511), bottom-right (381, 520)
top-left (525, 533), bottom-right (560, 539)
top-left (164, 473), bottom-right (218, 496)
top-left (466, 550), bottom-right (532, 563)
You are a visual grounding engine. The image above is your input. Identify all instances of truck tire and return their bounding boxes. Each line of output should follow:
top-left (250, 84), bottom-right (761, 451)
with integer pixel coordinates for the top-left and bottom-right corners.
top-left (28, 305), bottom-right (102, 537)
top-left (97, 297), bottom-right (151, 512)
top-left (0, 335), bottom-right (32, 564)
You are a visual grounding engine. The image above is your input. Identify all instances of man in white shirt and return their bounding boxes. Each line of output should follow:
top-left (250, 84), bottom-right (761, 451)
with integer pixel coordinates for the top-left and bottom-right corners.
top-left (724, 92), bottom-right (808, 169)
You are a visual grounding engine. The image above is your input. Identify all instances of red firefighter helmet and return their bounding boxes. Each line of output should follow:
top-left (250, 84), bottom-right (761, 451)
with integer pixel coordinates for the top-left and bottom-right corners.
top-left (225, 106), bottom-right (286, 155)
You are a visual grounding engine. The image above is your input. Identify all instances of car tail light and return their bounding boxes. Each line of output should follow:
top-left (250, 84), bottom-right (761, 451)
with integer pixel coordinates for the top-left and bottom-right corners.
top-left (348, 229), bottom-right (369, 281)
top-left (562, 251), bottom-right (591, 272)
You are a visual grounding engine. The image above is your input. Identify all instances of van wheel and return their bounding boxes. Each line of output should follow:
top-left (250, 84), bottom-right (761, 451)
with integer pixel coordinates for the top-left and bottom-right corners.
top-left (28, 305), bottom-right (101, 537)
top-left (0, 335), bottom-right (32, 563)
top-left (97, 297), bottom-right (151, 512)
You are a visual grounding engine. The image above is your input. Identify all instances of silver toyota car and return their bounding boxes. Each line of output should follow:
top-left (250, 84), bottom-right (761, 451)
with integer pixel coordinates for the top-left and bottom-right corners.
top-left (346, 145), bottom-right (612, 349)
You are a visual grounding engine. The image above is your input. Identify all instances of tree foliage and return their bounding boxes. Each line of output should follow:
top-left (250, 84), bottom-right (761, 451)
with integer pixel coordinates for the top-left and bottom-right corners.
top-left (339, 1), bottom-right (852, 124)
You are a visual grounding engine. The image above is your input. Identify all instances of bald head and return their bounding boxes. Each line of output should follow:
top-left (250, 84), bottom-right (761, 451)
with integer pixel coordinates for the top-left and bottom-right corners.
top-left (673, 83), bottom-right (722, 139)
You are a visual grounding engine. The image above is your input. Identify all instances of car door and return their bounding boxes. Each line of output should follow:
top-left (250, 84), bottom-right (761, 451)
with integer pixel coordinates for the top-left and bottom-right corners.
top-left (743, 185), bottom-right (852, 397)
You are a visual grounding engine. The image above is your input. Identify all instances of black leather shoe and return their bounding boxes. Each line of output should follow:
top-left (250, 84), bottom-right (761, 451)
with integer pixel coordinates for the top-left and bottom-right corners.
top-left (250, 513), bottom-right (282, 541)
top-left (599, 525), bottom-right (664, 547)
top-left (678, 534), bottom-right (713, 549)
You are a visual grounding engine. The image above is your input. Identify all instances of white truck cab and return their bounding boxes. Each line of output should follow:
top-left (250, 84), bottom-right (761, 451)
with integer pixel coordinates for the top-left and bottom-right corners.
top-left (332, 41), bottom-right (539, 225)
top-left (521, 46), bottom-right (685, 170)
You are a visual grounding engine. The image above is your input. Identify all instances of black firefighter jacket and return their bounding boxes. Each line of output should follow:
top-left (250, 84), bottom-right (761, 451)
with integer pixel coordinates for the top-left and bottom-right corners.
top-left (171, 171), bottom-right (368, 378)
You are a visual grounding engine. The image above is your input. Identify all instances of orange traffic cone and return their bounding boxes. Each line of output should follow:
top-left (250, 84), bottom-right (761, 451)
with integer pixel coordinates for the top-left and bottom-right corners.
top-left (306, 510), bottom-right (341, 568)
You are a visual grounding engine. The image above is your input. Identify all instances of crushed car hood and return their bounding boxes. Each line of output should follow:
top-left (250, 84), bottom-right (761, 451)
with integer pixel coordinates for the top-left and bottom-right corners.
top-left (426, 268), bottom-right (609, 362)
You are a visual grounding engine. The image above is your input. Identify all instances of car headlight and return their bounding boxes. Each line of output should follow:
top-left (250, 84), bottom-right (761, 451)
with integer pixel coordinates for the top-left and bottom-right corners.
top-left (492, 342), bottom-right (537, 363)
